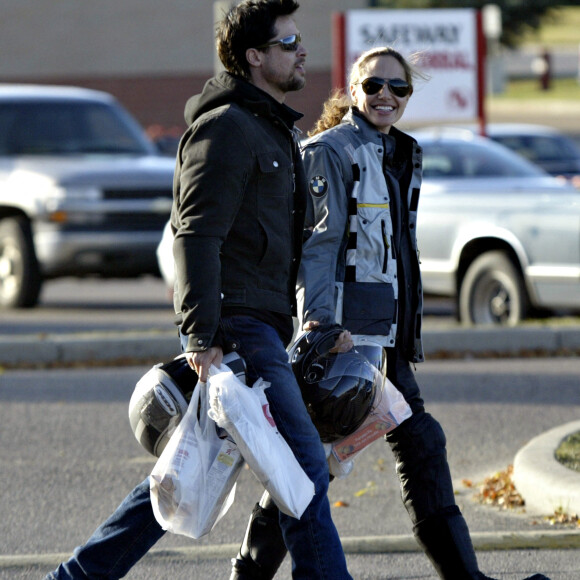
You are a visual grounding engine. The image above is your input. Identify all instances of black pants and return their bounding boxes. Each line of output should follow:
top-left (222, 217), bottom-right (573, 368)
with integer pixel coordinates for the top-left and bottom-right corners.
top-left (383, 345), bottom-right (456, 526)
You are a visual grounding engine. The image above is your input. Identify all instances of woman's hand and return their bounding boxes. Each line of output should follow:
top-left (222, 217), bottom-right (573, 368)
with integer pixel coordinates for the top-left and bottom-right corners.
top-left (330, 329), bottom-right (353, 353)
top-left (303, 320), bottom-right (353, 353)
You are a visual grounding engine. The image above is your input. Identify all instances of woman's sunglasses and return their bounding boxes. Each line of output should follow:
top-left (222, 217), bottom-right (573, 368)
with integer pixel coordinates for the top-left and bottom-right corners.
top-left (359, 76), bottom-right (412, 98)
top-left (255, 33), bottom-right (301, 52)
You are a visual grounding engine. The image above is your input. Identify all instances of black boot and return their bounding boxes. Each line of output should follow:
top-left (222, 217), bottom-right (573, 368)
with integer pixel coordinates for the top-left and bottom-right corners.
top-left (414, 506), bottom-right (482, 579)
top-left (414, 507), bottom-right (550, 580)
top-left (229, 492), bottom-right (287, 580)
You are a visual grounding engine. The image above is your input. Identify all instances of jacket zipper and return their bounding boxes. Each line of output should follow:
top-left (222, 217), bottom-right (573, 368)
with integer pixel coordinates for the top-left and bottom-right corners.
top-left (381, 219), bottom-right (390, 273)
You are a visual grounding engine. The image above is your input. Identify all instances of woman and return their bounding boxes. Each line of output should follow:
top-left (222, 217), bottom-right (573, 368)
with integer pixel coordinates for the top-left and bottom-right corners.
top-left (230, 47), bottom-right (549, 580)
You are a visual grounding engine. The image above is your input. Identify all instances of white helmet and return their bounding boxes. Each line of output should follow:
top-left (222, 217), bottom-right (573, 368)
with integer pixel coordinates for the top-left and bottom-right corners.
top-left (128, 352), bottom-right (245, 457)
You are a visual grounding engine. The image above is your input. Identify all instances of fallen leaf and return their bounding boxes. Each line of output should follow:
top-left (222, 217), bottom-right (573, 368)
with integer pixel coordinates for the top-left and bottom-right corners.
top-left (543, 507), bottom-right (580, 527)
top-left (473, 465), bottom-right (525, 510)
top-left (354, 480), bottom-right (377, 498)
top-left (333, 500), bottom-right (349, 508)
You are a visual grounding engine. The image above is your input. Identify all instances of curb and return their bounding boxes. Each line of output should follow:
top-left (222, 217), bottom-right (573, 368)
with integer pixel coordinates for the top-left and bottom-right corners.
top-left (422, 325), bottom-right (580, 359)
top-left (2, 530), bottom-right (580, 569)
top-left (2, 325), bottom-right (580, 368)
top-left (513, 420), bottom-right (580, 516)
top-left (0, 331), bottom-right (179, 368)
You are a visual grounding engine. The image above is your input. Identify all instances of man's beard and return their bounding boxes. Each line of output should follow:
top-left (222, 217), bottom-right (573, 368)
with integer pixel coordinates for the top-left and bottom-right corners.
top-left (280, 73), bottom-right (305, 94)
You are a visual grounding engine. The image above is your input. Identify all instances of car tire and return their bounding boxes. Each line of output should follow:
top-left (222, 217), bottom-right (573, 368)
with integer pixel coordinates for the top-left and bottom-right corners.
top-left (0, 216), bottom-right (42, 308)
top-left (459, 250), bottom-right (527, 326)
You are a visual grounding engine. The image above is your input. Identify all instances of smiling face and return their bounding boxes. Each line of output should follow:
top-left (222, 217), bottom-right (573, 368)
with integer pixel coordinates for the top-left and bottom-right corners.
top-left (350, 54), bottom-right (411, 134)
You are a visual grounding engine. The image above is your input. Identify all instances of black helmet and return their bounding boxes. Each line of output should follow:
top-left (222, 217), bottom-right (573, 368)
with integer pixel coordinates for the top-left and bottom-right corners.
top-left (128, 352), bottom-right (245, 457)
top-left (288, 327), bottom-right (383, 442)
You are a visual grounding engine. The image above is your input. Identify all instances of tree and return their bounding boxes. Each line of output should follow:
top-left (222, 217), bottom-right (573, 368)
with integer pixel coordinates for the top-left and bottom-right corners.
top-left (374, 0), bottom-right (575, 48)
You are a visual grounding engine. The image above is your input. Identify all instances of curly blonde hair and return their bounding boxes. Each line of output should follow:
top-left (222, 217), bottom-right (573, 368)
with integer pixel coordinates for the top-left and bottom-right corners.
top-left (309, 46), bottom-right (425, 136)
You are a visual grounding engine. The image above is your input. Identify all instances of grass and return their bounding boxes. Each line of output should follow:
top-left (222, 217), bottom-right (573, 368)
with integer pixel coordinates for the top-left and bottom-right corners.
top-left (489, 77), bottom-right (580, 102)
top-left (520, 7), bottom-right (580, 47)
top-left (555, 431), bottom-right (580, 473)
top-left (488, 6), bottom-right (580, 104)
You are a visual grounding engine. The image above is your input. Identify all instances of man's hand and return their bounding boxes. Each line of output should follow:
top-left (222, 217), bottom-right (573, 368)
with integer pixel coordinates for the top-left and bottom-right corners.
top-left (186, 346), bottom-right (223, 382)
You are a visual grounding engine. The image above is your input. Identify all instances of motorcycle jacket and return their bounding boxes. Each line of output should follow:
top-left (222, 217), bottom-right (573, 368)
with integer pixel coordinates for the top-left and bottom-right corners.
top-left (298, 109), bottom-right (424, 363)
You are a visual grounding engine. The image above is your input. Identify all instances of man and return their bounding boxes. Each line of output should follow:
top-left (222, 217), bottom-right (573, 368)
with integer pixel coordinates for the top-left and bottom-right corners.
top-left (44, 2), bottom-right (351, 579)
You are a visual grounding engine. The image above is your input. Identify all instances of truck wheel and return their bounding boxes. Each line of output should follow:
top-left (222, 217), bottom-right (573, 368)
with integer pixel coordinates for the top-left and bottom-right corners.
top-left (0, 217), bottom-right (42, 308)
top-left (459, 251), bottom-right (527, 326)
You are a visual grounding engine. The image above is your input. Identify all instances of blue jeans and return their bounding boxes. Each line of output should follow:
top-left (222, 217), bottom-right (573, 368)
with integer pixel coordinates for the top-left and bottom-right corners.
top-left (46, 315), bottom-right (351, 580)
top-left (220, 315), bottom-right (351, 579)
top-left (45, 479), bottom-right (163, 579)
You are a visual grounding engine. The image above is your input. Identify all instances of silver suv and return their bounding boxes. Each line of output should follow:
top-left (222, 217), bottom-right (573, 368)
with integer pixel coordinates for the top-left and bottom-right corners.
top-left (413, 128), bottom-right (580, 326)
top-left (0, 84), bottom-right (176, 308)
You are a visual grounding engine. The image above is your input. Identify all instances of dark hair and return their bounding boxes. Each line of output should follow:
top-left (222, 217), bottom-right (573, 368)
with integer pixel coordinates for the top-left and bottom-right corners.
top-left (217, 0), bottom-right (300, 79)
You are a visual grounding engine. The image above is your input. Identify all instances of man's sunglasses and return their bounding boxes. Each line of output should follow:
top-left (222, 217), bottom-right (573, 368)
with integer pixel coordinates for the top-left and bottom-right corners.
top-left (255, 33), bottom-right (301, 52)
top-left (359, 76), bottom-right (412, 98)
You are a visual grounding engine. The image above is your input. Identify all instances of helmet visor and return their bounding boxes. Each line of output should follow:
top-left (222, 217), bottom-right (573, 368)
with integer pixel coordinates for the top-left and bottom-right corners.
top-left (305, 339), bottom-right (383, 383)
top-left (309, 347), bottom-right (383, 441)
top-left (320, 347), bottom-right (382, 389)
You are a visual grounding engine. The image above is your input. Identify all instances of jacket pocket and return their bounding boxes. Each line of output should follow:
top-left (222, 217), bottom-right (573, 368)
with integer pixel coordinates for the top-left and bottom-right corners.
top-left (257, 151), bottom-right (292, 197)
top-left (342, 281), bottom-right (395, 335)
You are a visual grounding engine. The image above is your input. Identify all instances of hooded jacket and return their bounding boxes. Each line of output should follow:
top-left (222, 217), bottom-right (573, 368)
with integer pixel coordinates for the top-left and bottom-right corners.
top-left (298, 109), bottom-right (424, 363)
top-left (171, 72), bottom-right (307, 353)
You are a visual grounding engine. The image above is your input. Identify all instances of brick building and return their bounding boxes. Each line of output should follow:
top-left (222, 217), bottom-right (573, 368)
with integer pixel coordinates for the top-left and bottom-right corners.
top-left (2, 0), bottom-right (367, 135)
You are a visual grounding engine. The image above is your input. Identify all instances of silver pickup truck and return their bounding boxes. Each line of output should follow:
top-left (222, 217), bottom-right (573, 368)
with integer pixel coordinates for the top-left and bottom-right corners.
top-left (413, 128), bottom-right (580, 325)
top-left (0, 84), bottom-right (176, 308)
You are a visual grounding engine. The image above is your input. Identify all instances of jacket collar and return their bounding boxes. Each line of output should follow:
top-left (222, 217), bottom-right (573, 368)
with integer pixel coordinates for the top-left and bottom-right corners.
top-left (344, 107), bottom-right (416, 150)
top-left (185, 71), bottom-right (303, 130)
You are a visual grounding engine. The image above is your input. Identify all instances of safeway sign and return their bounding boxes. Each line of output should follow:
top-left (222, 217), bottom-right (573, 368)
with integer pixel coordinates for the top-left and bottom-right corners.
top-left (334, 9), bottom-right (485, 124)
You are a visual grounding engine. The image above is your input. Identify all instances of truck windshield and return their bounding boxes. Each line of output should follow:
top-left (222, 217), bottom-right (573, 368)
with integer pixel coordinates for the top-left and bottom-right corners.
top-left (0, 100), bottom-right (155, 156)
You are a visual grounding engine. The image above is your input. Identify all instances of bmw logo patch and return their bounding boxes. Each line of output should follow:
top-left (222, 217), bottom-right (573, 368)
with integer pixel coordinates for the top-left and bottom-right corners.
top-left (309, 175), bottom-right (328, 197)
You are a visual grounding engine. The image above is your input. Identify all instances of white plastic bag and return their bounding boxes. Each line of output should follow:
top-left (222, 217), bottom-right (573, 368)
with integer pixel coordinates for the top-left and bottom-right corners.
top-left (328, 375), bottom-right (412, 476)
top-left (150, 379), bottom-right (244, 538)
top-left (208, 365), bottom-right (315, 519)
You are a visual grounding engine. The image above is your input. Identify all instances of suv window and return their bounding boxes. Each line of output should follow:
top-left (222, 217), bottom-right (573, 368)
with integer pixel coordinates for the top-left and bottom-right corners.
top-left (422, 141), bottom-right (545, 179)
top-left (493, 134), bottom-right (579, 164)
top-left (0, 100), bottom-right (153, 156)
